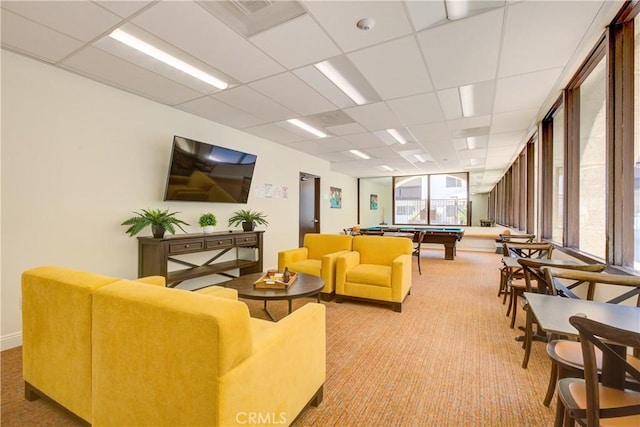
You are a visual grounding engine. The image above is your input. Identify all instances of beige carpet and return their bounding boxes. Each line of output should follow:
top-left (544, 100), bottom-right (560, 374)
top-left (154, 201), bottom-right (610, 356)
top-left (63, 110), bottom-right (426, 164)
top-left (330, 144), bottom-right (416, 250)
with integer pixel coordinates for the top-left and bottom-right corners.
top-left (1, 250), bottom-right (557, 426)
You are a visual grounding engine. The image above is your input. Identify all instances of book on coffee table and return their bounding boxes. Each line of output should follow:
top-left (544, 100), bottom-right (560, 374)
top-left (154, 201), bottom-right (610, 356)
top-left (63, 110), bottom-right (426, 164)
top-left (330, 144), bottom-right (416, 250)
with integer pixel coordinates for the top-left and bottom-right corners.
top-left (254, 272), bottom-right (298, 289)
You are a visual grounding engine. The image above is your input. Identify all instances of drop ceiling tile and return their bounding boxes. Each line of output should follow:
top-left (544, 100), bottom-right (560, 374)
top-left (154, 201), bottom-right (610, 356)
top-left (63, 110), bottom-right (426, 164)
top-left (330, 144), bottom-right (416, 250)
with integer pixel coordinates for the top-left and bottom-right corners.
top-left (447, 116), bottom-right (491, 131)
top-left (302, 0), bottom-right (413, 52)
top-left (405, 0), bottom-right (448, 31)
top-left (212, 86), bottom-right (296, 122)
top-left (294, 66), bottom-right (356, 109)
top-left (176, 96), bottom-right (266, 129)
top-left (243, 123), bottom-right (307, 144)
top-left (1, 0), bottom-right (122, 42)
top-left (249, 72), bottom-right (336, 116)
top-left (325, 122), bottom-right (368, 136)
top-left (0, 9), bottom-right (84, 63)
top-left (491, 109), bottom-right (537, 134)
top-left (287, 140), bottom-right (348, 155)
top-left (60, 46), bottom-right (204, 105)
top-left (344, 102), bottom-right (404, 131)
top-left (349, 36), bottom-right (433, 99)
top-left (302, 137), bottom-right (357, 153)
top-left (499, 1), bottom-right (603, 78)
top-left (494, 68), bottom-right (562, 113)
top-left (409, 122), bottom-right (453, 143)
top-left (418, 8), bottom-right (504, 89)
top-left (95, 1), bottom-right (152, 18)
top-left (387, 92), bottom-right (444, 126)
top-left (130, 1), bottom-right (284, 83)
top-left (343, 132), bottom-right (388, 149)
top-left (488, 131), bottom-right (527, 148)
top-left (250, 14), bottom-right (341, 69)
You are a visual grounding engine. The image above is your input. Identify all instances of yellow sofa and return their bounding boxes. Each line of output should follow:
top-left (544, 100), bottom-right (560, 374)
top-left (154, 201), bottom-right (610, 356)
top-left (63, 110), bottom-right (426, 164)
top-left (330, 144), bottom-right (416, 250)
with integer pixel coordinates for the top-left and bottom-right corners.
top-left (22, 266), bottom-right (325, 426)
top-left (335, 235), bottom-right (413, 312)
top-left (278, 233), bottom-right (353, 299)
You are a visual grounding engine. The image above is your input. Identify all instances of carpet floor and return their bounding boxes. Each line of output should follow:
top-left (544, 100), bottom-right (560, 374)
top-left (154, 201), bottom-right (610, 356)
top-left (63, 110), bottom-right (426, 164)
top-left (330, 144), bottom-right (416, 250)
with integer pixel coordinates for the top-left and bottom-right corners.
top-left (1, 250), bottom-right (557, 426)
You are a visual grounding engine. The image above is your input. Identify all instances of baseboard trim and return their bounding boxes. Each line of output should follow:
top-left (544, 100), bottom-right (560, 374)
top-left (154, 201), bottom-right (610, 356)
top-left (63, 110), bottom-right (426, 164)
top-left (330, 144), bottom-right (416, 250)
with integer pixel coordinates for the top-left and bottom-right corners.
top-left (1, 331), bottom-right (22, 351)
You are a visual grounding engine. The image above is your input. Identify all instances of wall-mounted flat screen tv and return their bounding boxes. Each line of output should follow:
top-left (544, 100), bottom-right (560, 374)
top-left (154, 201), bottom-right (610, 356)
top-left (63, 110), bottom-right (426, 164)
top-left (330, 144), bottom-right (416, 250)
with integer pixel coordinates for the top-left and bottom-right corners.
top-left (163, 135), bottom-right (257, 203)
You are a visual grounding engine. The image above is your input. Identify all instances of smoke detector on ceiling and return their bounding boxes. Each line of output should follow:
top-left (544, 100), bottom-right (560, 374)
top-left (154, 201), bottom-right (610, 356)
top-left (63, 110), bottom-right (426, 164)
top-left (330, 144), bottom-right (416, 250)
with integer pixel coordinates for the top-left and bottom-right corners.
top-left (356, 18), bottom-right (374, 31)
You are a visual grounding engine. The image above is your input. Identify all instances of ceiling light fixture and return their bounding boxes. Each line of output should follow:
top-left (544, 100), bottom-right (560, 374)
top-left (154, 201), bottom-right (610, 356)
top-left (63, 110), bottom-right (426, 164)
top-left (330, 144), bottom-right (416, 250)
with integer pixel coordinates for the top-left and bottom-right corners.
top-left (287, 118), bottom-right (327, 138)
top-left (445, 0), bottom-right (470, 20)
top-left (466, 136), bottom-right (477, 150)
top-left (350, 149), bottom-right (370, 160)
top-left (315, 61), bottom-right (367, 105)
top-left (109, 29), bottom-right (228, 90)
top-left (459, 84), bottom-right (474, 117)
top-left (414, 154), bottom-right (427, 163)
top-left (381, 165), bottom-right (394, 171)
top-left (386, 129), bottom-right (407, 145)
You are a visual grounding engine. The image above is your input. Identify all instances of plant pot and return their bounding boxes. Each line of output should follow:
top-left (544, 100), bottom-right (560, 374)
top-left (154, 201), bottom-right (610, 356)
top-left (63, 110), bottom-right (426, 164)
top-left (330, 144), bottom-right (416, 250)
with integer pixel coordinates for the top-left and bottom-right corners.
top-left (151, 225), bottom-right (166, 239)
top-left (203, 225), bottom-right (214, 234)
top-left (241, 221), bottom-right (255, 231)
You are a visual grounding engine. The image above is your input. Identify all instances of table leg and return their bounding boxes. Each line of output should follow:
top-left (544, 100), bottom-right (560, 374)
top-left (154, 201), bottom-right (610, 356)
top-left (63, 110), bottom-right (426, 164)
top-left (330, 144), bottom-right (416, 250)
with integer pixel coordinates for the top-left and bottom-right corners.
top-left (263, 300), bottom-right (276, 322)
top-left (288, 299), bottom-right (293, 314)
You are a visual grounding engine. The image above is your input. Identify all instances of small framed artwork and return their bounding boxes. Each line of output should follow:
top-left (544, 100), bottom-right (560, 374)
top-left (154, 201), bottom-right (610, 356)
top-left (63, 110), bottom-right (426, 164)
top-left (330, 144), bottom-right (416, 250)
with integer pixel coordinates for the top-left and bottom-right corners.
top-left (370, 194), bottom-right (378, 210)
top-left (330, 187), bottom-right (342, 208)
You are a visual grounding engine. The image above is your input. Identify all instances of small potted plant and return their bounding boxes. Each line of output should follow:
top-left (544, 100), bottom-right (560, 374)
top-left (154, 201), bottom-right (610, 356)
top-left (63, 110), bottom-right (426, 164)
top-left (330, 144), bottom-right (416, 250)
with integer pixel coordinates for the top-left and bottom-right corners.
top-left (228, 209), bottom-right (269, 231)
top-left (121, 208), bottom-right (189, 238)
top-left (198, 213), bottom-right (217, 234)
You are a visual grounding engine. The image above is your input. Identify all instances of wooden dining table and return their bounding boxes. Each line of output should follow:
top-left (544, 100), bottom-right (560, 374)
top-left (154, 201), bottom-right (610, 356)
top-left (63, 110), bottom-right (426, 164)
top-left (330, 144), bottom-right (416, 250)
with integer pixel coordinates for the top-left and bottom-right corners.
top-left (524, 292), bottom-right (640, 387)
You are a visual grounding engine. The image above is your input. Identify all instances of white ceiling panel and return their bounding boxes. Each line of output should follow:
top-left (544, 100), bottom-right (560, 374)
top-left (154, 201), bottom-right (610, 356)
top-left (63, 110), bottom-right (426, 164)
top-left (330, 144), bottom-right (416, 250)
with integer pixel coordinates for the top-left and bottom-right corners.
top-left (242, 123), bottom-right (307, 144)
top-left (249, 72), bottom-right (336, 117)
top-left (349, 36), bottom-right (433, 99)
top-left (1, 9), bottom-right (84, 63)
top-left (387, 92), bottom-right (444, 125)
top-left (250, 14), bottom-right (341, 69)
top-left (176, 96), bottom-right (266, 129)
top-left (405, 0), bottom-right (447, 31)
top-left (60, 46), bottom-right (204, 105)
top-left (1, 0), bottom-right (121, 42)
top-left (418, 8), bottom-right (504, 89)
top-left (212, 86), bottom-right (296, 122)
top-left (95, 1), bottom-right (153, 18)
top-left (488, 131), bottom-right (527, 148)
top-left (343, 132), bottom-right (388, 149)
top-left (494, 68), bottom-right (562, 113)
top-left (293, 65), bottom-right (356, 109)
top-left (344, 102), bottom-right (404, 131)
top-left (131, 1), bottom-right (284, 83)
top-left (491, 109), bottom-right (537, 134)
top-left (302, 0), bottom-right (413, 52)
top-left (325, 122), bottom-right (368, 136)
top-left (499, 1), bottom-right (604, 78)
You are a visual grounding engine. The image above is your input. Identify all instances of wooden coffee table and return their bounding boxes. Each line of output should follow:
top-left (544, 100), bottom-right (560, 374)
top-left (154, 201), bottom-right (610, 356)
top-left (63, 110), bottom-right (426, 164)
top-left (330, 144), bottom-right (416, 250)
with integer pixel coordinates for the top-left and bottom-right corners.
top-left (223, 272), bottom-right (324, 321)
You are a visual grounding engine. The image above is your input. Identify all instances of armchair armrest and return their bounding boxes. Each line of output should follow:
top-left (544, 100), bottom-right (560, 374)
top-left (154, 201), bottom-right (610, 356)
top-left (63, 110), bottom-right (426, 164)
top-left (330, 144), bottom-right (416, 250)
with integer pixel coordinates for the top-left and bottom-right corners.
top-left (218, 303), bottom-right (326, 426)
top-left (136, 276), bottom-right (166, 287)
top-left (321, 250), bottom-right (351, 291)
top-left (391, 253), bottom-right (412, 302)
top-left (335, 251), bottom-right (360, 294)
top-left (278, 247), bottom-right (309, 270)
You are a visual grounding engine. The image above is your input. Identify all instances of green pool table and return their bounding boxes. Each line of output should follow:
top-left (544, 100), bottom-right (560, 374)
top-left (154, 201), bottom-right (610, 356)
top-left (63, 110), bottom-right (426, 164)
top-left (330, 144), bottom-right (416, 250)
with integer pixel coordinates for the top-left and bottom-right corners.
top-left (361, 226), bottom-right (465, 260)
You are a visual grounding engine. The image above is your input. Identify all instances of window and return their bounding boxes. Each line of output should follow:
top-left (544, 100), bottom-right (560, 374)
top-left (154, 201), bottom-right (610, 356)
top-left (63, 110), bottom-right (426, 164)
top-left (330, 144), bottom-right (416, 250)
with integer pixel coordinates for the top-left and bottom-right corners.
top-left (634, 14), bottom-right (640, 269)
top-left (577, 57), bottom-right (607, 259)
top-left (551, 107), bottom-right (564, 244)
top-left (394, 176), bottom-right (427, 224)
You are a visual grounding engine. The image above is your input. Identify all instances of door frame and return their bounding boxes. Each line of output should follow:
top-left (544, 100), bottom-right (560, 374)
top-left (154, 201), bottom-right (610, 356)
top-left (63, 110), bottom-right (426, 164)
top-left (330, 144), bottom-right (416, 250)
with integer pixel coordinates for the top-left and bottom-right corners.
top-left (299, 172), bottom-right (320, 246)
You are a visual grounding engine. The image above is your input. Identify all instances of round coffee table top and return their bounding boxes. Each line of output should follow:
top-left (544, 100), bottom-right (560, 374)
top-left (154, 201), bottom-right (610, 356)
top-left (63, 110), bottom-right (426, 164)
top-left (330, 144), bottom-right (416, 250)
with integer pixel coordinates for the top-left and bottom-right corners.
top-left (223, 272), bottom-right (324, 301)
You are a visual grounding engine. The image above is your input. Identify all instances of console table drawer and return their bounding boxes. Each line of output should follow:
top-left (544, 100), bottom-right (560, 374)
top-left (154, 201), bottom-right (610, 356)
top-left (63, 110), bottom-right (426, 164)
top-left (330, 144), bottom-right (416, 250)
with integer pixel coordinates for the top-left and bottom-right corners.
top-left (169, 240), bottom-right (204, 254)
top-left (206, 237), bottom-right (234, 249)
top-left (235, 235), bottom-right (258, 246)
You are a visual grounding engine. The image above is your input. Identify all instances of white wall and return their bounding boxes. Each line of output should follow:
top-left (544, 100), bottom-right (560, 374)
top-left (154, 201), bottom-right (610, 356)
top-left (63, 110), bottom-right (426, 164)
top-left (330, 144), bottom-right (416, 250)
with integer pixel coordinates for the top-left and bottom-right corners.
top-left (470, 193), bottom-right (489, 226)
top-left (358, 179), bottom-right (392, 227)
top-left (0, 51), bottom-right (357, 349)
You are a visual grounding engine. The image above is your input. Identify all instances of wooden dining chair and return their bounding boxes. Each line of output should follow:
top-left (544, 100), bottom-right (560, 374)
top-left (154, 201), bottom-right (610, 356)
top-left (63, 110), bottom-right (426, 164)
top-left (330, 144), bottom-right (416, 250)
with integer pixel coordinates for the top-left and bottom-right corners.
top-left (555, 315), bottom-right (640, 427)
top-left (503, 242), bottom-right (554, 325)
top-left (412, 230), bottom-right (426, 275)
top-left (542, 268), bottom-right (640, 408)
top-left (518, 261), bottom-right (607, 369)
top-left (498, 240), bottom-right (544, 303)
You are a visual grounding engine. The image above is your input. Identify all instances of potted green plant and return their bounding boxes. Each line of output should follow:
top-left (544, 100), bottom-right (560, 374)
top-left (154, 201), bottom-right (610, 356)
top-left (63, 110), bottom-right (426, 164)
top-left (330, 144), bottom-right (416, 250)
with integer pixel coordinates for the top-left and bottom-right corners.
top-left (198, 213), bottom-right (217, 234)
top-left (228, 209), bottom-right (268, 231)
top-left (121, 208), bottom-right (189, 238)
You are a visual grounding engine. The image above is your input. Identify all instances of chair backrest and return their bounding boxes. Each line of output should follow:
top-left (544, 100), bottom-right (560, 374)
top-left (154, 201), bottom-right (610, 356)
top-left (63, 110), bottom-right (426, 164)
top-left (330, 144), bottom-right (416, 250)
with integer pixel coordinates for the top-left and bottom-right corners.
top-left (517, 260), bottom-right (607, 294)
top-left (500, 233), bottom-right (535, 243)
top-left (353, 235), bottom-right (412, 265)
top-left (503, 242), bottom-right (554, 259)
top-left (568, 315), bottom-right (640, 426)
top-left (303, 233), bottom-right (353, 259)
top-left (543, 268), bottom-right (640, 305)
top-left (360, 229), bottom-right (384, 235)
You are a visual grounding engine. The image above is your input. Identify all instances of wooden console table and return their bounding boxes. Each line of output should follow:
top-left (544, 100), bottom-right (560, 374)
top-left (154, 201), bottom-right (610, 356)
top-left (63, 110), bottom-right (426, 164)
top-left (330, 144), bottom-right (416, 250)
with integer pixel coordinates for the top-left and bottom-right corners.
top-left (137, 231), bottom-right (264, 287)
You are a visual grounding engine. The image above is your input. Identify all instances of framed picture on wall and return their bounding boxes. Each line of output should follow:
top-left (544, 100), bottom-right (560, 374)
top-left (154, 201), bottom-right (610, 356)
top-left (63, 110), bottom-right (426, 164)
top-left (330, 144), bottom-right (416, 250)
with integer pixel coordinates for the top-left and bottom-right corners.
top-left (330, 187), bottom-right (342, 208)
top-left (370, 194), bottom-right (378, 210)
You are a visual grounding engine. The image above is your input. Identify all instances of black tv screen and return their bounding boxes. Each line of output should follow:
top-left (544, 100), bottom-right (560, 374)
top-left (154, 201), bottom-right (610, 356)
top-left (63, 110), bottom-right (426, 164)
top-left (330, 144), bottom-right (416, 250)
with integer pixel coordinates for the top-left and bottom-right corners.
top-left (163, 136), bottom-right (257, 203)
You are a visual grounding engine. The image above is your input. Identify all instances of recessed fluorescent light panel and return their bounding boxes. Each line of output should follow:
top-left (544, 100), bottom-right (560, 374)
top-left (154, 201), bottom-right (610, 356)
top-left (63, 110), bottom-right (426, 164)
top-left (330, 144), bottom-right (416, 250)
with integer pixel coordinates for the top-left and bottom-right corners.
top-left (386, 129), bottom-right (407, 145)
top-left (445, 0), bottom-right (505, 21)
top-left (287, 118), bottom-right (327, 138)
top-left (109, 29), bottom-right (228, 90)
top-left (349, 149), bottom-right (371, 160)
top-left (414, 154), bottom-right (427, 163)
top-left (314, 56), bottom-right (380, 106)
top-left (381, 165), bottom-right (394, 171)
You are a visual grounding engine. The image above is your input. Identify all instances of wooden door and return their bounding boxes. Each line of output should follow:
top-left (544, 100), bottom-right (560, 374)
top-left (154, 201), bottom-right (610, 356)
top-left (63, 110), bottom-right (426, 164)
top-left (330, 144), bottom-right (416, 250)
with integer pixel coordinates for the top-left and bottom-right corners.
top-left (299, 173), bottom-right (320, 246)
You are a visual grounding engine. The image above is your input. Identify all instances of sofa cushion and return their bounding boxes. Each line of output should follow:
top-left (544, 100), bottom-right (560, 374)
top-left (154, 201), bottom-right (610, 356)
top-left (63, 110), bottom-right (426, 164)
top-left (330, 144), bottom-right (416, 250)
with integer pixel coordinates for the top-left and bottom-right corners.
top-left (353, 235), bottom-right (412, 265)
top-left (304, 234), bottom-right (353, 260)
top-left (346, 264), bottom-right (392, 287)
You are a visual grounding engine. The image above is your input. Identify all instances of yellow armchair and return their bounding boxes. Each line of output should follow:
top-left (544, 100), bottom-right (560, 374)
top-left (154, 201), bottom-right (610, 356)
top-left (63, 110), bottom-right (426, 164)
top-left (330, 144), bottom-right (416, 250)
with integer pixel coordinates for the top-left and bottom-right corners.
top-left (335, 235), bottom-right (413, 312)
top-left (92, 281), bottom-right (325, 426)
top-left (278, 233), bottom-right (353, 299)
